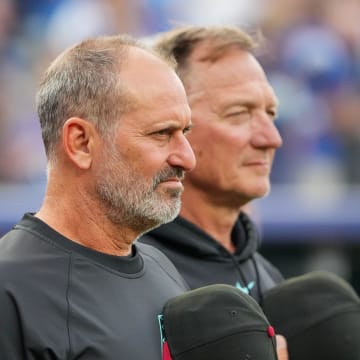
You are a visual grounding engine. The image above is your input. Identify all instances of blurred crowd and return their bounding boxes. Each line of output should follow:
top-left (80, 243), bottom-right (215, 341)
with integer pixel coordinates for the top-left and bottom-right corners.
top-left (0, 0), bottom-right (359, 187)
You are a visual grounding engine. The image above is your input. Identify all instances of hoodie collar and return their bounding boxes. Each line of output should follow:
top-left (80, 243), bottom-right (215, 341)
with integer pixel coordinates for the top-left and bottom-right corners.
top-left (149, 212), bottom-right (260, 262)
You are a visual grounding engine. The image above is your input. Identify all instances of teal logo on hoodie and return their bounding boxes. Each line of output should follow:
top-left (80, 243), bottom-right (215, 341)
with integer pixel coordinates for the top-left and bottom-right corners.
top-left (235, 281), bottom-right (255, 294)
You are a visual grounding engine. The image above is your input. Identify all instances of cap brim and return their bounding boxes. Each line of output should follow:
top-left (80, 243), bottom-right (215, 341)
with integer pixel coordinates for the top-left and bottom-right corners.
top-left (173, 331), bottom-right (277, 360)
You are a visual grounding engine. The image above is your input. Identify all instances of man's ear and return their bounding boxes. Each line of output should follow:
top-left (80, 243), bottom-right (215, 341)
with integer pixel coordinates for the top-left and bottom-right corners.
top-left (62, 117), bottom-right (97, 169)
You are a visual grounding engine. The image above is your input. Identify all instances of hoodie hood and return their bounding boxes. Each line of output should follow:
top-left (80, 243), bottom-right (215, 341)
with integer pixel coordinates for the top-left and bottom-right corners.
top-left (145, 212), bottom-right (261, 263)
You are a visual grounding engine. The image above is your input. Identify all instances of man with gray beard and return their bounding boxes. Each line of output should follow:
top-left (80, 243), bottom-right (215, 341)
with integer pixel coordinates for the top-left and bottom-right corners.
top-left (0, 34), bottom-right (195, 360)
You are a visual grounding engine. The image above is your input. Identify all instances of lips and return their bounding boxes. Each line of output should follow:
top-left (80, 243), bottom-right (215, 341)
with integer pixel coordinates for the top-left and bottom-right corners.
top-left (161, 176), bottom-right (184, 183)
top-left (159, 178), bottom-right (184, 190)
top-left (243, 161), bottom-right (271, 175)
top-left (155, 167), bottom-right (185, 186)
top-left (244, 161), bottom-right (269, 167)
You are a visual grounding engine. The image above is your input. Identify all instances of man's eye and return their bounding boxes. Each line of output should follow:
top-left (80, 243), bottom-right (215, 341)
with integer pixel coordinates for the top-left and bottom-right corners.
top-left (154, 129), bottom-right (171, 136)
top-left (224, 111), bottom-right (251, 123)
top-left (227, 111), bottom-right (247, 117)
top-left (267, 110), bottom-right (278, 120)
top-left (183, 125), bottom-right (193, 135)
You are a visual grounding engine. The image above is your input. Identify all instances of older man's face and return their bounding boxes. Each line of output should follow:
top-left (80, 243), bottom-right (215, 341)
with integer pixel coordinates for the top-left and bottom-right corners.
top-left (184, 46), bottom-right (282, 207)
top-left (95, 48), bottom-right (196, 232)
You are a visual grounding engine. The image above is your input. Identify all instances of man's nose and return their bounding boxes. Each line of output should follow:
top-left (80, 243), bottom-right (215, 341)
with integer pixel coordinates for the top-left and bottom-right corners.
top-left (251, 115), bottom-right (283, 149)
top-left (168, 135), bottom-right (196, 172)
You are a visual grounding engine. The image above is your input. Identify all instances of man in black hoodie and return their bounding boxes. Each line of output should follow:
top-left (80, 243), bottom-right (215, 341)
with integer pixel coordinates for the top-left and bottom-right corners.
top-left (140, 25), bottom-right (284, 305)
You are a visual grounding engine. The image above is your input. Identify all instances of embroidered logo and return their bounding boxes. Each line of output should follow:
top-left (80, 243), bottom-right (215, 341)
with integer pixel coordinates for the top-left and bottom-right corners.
top-left (235, 281), bottom-right (255, 294)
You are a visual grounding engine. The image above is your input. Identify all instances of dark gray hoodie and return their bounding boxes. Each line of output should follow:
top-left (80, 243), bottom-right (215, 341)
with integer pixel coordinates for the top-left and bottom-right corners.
top-left (140, 212), bottom-right (283, 305)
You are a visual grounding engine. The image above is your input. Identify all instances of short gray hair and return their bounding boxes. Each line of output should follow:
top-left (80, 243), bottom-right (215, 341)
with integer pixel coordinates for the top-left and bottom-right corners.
top-left (36, 34), bottom-right (173, 162)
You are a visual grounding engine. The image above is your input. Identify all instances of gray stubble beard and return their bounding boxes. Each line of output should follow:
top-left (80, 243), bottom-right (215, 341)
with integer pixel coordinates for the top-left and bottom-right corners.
top-left (95, 147), bottom-right (184, 233)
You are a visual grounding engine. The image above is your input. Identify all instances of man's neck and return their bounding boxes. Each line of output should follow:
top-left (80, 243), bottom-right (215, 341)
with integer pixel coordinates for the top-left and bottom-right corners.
top-left (36, 190), bottom-right (136, 256)
top-left (180, 195), bottom-right (241, 253)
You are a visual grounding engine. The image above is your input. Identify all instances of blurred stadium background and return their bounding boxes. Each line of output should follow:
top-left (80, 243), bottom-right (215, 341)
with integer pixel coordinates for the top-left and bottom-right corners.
top-left (0, 0), bottom-right (359, 293)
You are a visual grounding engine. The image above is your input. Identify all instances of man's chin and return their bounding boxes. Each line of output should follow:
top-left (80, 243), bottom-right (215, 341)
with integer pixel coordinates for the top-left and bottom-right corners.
top-left (137, 207), bottom-right (180, 235)
top-left (141, 198), bottom-right (181, 228)
top-left (245, 184), bottom-right (271, 201)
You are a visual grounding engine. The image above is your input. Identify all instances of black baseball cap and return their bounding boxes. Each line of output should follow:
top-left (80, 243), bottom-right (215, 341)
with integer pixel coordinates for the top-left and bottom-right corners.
top-left (161, 284), bottom-right (278, 360)
top-left (262, 271), bottom-right (360, 360)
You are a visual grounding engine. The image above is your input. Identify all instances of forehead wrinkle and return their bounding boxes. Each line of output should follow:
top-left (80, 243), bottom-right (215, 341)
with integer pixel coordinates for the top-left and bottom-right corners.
top-left (125, 89), bottom-right (191, 128)
top-left (225, 78), bottom-right (276, 101)
top-left (188, 82), bottom-right (278, 115)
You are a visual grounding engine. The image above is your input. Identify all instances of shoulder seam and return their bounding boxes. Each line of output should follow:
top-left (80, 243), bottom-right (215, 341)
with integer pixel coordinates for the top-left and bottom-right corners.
top-left (138, 245), bottom-right (189, 290)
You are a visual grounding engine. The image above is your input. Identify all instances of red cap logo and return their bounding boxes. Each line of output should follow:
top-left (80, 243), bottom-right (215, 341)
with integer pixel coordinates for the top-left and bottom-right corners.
top-left (163, 341), bottom-right (173, 360)
top-left (267, 325), bottom-right (275, 337)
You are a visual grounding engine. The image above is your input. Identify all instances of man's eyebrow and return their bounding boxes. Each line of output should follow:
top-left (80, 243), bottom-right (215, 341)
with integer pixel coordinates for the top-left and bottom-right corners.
top-left (154, 120), bottom-right (193, 131)
top-left (217, 99), bottom-right (255, 110)
top-left (222, 98), bottom-right (279, 109)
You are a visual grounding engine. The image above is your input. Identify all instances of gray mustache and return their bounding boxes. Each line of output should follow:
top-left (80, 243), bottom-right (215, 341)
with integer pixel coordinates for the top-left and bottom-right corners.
top-left (154, 167), bottom-right (185, 187)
